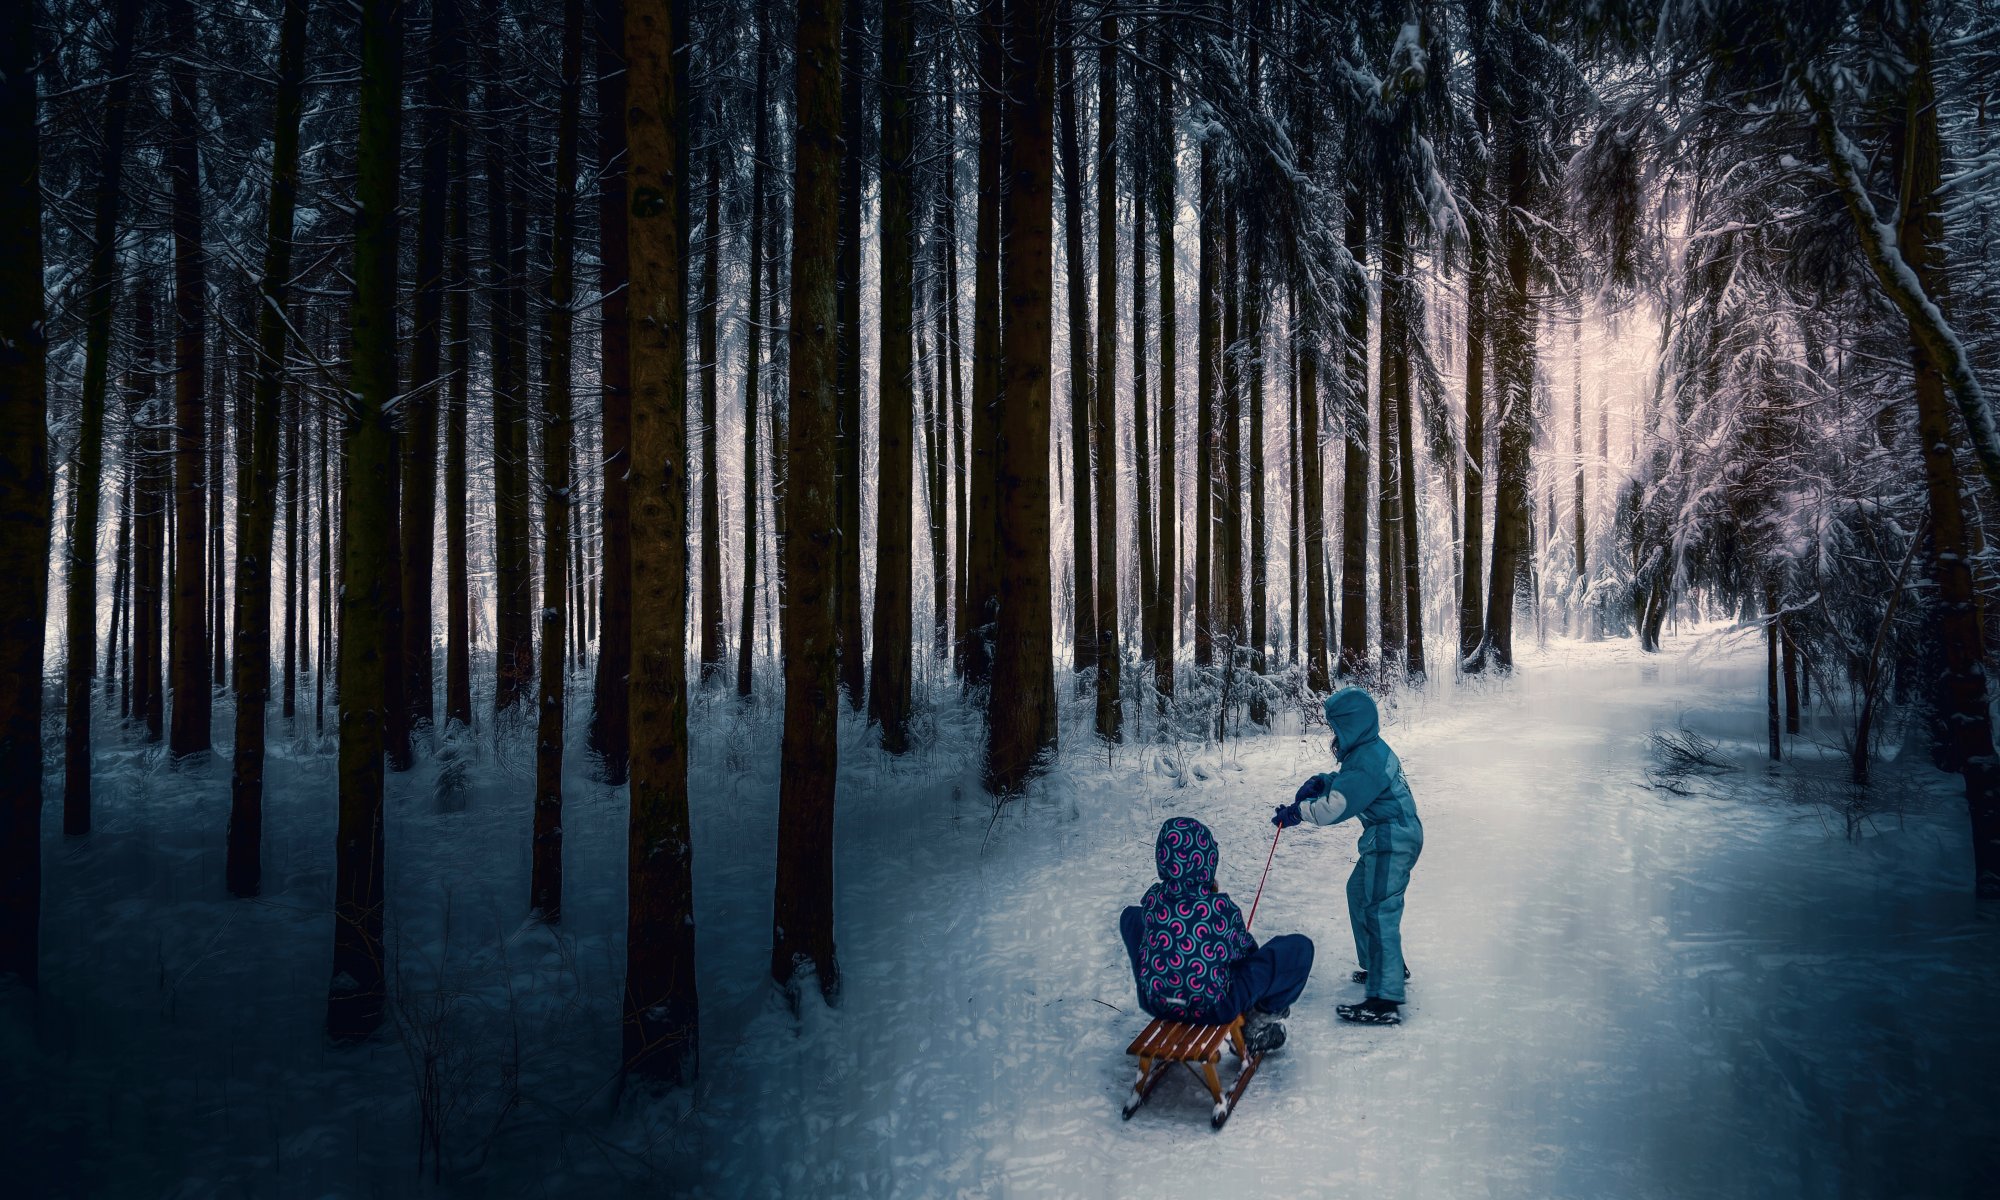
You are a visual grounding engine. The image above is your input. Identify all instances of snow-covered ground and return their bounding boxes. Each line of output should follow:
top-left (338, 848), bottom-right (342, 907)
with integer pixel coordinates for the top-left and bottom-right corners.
top-left (5, 631), bottom-right (1997, 1197)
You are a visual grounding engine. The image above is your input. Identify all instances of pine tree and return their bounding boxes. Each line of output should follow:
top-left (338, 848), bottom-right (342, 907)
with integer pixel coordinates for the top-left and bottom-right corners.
top-left (624, 0), bottom-right (700, 1075)
top-left (228, 0), bottom-right (310, 898)
top-left (869, 0), bottom-right (916, 751)
top-left (773, 0), bottom-right (845, 1004)
top-left (983, 0), bottom-right (1058, 795)
top-left (328, 0), bottom-right (404, 1043)
top-left (0, 0), bottom-right (50, 985)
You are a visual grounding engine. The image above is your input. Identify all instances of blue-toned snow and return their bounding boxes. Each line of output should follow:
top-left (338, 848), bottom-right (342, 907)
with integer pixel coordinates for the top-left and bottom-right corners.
top-left (3, 630), bottom-right (1995, 1197)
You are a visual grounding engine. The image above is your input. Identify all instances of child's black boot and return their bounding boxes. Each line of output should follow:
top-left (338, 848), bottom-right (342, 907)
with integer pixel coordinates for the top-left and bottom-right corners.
top-left (1336, 998), bottom-right (1402, 1025)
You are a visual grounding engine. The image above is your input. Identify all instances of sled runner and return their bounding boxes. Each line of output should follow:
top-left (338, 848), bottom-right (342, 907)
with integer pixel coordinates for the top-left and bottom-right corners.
top-left (1120, 1014), bottom-right (1263, 1129)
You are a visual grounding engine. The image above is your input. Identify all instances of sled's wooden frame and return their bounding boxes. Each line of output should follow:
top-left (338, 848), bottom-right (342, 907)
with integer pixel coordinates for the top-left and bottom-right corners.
top-left (1120, 1015), bottom-right (1263, 1129)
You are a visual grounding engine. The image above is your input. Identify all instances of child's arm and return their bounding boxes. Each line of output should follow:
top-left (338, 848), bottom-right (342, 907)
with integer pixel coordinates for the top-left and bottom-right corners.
top-left (1296, 749), bottom-right (1391, 827)
top-left (1217, 894), bottom-right (1258, 960)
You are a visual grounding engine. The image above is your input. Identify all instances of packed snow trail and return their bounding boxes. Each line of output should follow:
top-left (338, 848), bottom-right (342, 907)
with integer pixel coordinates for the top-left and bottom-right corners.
top-left (4, 635), bottom-right (1995, 1196)
top-left (687, 638), bottom-right (1998, 1198)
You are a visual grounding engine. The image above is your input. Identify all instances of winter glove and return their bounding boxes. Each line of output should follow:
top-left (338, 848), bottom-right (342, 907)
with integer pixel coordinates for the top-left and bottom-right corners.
top-left (1272, 802), bottom-right (1303, 829)
top-left (1294, 775), bottom-right (1329, 805)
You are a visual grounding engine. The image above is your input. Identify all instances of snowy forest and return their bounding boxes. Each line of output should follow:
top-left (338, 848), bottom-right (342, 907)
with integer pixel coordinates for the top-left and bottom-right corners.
top-left (1, 0), bottom-right (1997, 1193)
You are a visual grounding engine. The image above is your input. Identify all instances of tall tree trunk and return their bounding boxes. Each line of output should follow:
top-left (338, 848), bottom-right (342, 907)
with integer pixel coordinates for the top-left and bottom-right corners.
top-left (1153, 48), bottom-right (1176, 702)
top-left (1093, 11), bottom-right (1121, 740)
top-left (1459, 217), bottom-right (1488, 668)
top-left (210, 354), bottom-right (227, 692)
top-left (1482, 111), bottom-right (1536, 671)
top-left (1889, 8), bottom-right (2000, 897)
top-left (400, 0), bottom-right (455, 747)
top-left (137, 287), bottom-right (167, 744)
top-left (1247, 219), bottom-right (1269, 720)
top-left (698, 146), bottom-right (726, 686)
top-left (984, 0), bottom-right (1057, 794)
top-left (1287, 287), bottom-right (1299, 666)
top-left (1300, 329), bottom-right (1331, 694)
top-left (533, 0), bottom-right (582, 921)
top-left (927, 85), bottom-right (955, 662)
top-left (328, 0), bottom-right (403, 1043)
top-left (773, 0), bottom-right (844, 1004)
top-left (591, 0), bottom-right (631, 775)
top-left (834, 0), bottom-right (867, 711)
top-left (1337, 183), bottom-right (1370, 678)
top-left (1056, 0), bottom-right (1094, 682)
top-left (942, 69), bottom-right (968, 672)
top-left (167, 0), bottom-right (212, 760)
top-left (740, 3), bottom-right (771, 700)
top-left (283, 379), bottom-right (299, 723)
top-left (1391, 201), bottom-right (1424, 681)
top-left (62, 0), bottom-right (139, 829)
top-left (316, 391), bottom-right (331, 730)
top-left (1222, 201), bottom-right (1245, 706)
top-left (229, 0), bottom-right (309, 898)
top-left (491, 133), bottom-right (534, 718)
top-left (869, 0), bottom-right (915, 751)
top-left (1571, 313), bottom-right (1586, 605)
top-left (444, 5), bottom-right (472, 730)
top-left (1132, 116), bottom-right (1155, 685)
top-left (1376, 195), bottom-right (1405, 676)
top-left (1194, 140), bottom-right (1217, 669)
top-left (0, 0), bottom-right (51, 985)
top-left (624, 0), bottom-right (700, 1073)
top-left (963, 0), bottom-right (1003, 687)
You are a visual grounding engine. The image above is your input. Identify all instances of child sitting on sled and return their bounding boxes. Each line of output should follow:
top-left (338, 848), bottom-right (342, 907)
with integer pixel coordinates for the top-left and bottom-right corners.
top-left (1273, 686), bottom-right (1424, 1026)
top-left (1120, 816), bottom-right (1314, 1053)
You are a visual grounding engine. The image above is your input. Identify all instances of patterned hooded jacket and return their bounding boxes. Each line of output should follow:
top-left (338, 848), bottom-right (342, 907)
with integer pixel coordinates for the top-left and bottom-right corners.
top-left (1136, 817), bottom-right (1258, 1020)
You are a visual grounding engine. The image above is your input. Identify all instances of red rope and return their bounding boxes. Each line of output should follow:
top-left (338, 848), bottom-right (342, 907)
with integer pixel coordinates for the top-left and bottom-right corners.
top-left (1244, 825), bottom-right (1282, 930)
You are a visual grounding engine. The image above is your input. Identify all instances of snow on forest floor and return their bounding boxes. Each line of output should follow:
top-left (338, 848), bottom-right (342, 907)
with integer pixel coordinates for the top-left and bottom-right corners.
top-left (5, 629), bottom-right (1999, 1198)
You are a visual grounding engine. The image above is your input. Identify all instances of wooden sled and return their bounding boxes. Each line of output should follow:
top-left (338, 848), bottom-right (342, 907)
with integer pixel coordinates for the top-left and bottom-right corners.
top-left (1121, 1014), bottom-right (1264, 1129)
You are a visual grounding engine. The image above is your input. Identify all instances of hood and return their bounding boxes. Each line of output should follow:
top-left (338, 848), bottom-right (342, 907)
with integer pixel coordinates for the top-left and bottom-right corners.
top-left (1324, 686), bottom-right (1381, 757)
top-left (1154, 816), bottom-right (1219, 888)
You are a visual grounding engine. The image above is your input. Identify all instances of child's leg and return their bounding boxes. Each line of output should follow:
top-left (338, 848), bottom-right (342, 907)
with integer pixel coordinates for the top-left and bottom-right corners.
top-left (1358, 848), bottom-right (1418, 1002)
top-left (1223, 934), bottom-right (1315, 1019)
top-left (1346, 859), bottom-right (1375, 983)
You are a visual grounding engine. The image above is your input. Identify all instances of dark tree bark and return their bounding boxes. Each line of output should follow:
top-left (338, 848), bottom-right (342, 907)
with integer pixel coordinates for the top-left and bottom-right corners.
top-left (1153, 47), bottom-right (1176, 703)
top-left (1300, 332), bottom-right (1330, 694)
top-left (229, 0), bottom-right (309, 898)
top-left (1194, 140), bottom-right (1217, 669)
top-left (962, 0), bottom-right (1003, 686)
top-left (489, 135), bottom-right (533, 717)
top-left (1459, 215), bottom-right (1488, 668)
top-left (1337, 183), bottom-right (1370, 678)
top-left (1482, 111), bottom-right (1536, 671)
top-left (400, 0), bottom-right (457, 747)
top-left (1093, 9), bottom-right (1120, 741)
top-left (740, 3), bottom-right (771, 700)
top-left (939, 71), bottom-right (968, 671)
top-left (983, 0), bottom-right (1057, 795)
top-left (443, 0), bottom-right (473, 730)
top-left (698, 145), bottom-right (726, 687)
top-left (0, 0), bottom-right (51, 986)
top-left (1223, 199), bottom-right (1244, 684)
top-left (624, 0), bottom-right (700, 1074)
top-left (869, 0), bottom-right (915, 751)
top-left (1883, 9), bottom-right (2000, 897)
top-left (533, 0), bottom-right (583, 922)
top-left (1376, 195), bottom-right (1405, 676)
top-left (328, 0), bottom-right (403, 1043)
top-left (1056, 0), bottom-right (1095, 682)
top-left (1132, 106), bottom-right (1155, 686)
top-left (834, 0), bottom-right (867, 711)
top-left (167, 0), bottom-right (212, 761)
top-left (590, 0), bottom-right (631, 775)
top-left (1390, 196), bottom-right (1424, 681)
top-left (1247, 217), bottom-right (1269, 720)
top-left (773, 0), bottom-right (844, 1004)
top-left (62, 0), bottom-right (139, 830)
top-left (283, 374), bottom-right (299, 723)
top-left (136, 285), bottom-right (166, 743)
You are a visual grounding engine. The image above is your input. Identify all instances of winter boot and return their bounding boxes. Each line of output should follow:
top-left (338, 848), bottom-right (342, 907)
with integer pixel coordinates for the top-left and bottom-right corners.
top-left (1350, 965), bottom-right (1412, 985)
top-left (1242, 1009), bottom-right (1288, 1054)
top-left (1335, 998), bottom-right (1403, 1025)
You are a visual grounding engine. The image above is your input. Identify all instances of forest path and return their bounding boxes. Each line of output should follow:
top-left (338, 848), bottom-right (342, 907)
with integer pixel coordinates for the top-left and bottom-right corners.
top-left (690, 635), bottom-right (1999, 1198)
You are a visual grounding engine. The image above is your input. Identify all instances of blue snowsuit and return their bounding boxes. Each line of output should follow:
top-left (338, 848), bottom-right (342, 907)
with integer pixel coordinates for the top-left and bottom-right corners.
top-left (1120, 816), bottom-right (1314, 1022)
top-left (1296, 688), bottom-right (1423, 1002)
